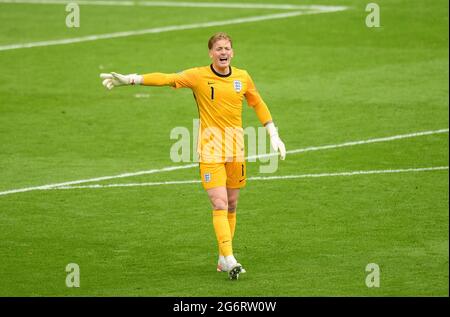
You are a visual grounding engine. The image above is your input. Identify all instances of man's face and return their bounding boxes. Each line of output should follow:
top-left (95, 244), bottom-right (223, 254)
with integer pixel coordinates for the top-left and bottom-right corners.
top-left (209, 39), bottom-right (233, 70)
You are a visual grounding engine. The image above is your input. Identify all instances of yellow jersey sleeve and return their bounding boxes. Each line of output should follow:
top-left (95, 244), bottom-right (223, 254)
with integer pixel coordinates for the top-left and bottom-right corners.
top-left (245, 72), bottom-right (273, 125)
top-left (141, 68), bottom-right (199, 88)
top-left (173, 68), bottom-right (199, 89)
top-left (253, 101), bottom-right (273, 126)
top-left (142, 73), bottom-right (176, 86)
top-left (244, 72), bottom-right (263, 107)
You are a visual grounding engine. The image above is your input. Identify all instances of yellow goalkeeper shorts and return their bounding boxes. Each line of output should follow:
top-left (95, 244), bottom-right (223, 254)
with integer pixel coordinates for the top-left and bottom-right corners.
top-left (199, 161), bottom-right (246, 190)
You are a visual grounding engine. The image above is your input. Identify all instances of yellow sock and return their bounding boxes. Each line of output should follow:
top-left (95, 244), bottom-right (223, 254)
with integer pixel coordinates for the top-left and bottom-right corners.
top-left (219, 211), bottom-right (237, 256)
top-left (213, 210), bottom-right (233, 257)
top-left (228, 211), bottom-right (237, 239)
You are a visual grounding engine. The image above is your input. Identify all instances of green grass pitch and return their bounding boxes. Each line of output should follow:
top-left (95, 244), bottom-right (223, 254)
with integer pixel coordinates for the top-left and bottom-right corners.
top-left (0, 0), bottom-right (448, 296)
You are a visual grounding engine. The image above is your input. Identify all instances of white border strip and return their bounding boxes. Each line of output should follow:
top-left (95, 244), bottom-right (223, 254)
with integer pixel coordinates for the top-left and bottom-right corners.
top-left (0, 128), bottom-right (447, 197)
top-left (0, 9), bottom-right (342, 51)
top-left (52, 166), bottom-right (449, 190)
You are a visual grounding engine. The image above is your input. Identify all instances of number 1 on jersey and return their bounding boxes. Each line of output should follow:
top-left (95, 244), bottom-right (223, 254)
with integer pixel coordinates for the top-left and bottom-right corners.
top-left (210, 86), bottom-right (214, 100)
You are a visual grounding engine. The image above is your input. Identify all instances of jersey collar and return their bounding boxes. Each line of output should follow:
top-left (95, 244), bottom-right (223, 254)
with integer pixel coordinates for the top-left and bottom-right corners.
top-left (210, 64), bottom-right (232, 78)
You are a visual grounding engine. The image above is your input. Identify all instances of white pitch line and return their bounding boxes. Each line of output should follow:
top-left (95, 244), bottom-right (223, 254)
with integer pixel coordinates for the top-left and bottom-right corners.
top-left (50, 166), bottom-right (449, 190)
top-left (248, 166), bottom-right (449, 181)
top-left (55, 179), bottom-right (202, 189)
top-left (0, 10), bottom-right (337, 52)
top-left (0, 128), bottom-right (448, 197)
top-left (0, 6), bottom-right (347, 52)
top-left (248, 128), bottom-right (450, 160)
top-left (139, 1), bottom-right (346, 11)
top-left (0, 164), bottom-right (197, 196)
top-left (287, 129), bottom-right (450, 155)
top-left (0, 0), bottom-right (347, 11)
top-left (0, 0), bottom-right (135, 5)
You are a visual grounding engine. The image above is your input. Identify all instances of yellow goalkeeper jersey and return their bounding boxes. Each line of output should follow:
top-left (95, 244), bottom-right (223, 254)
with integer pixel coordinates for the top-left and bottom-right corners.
top-left (143, 65), bottom-right (272, 162)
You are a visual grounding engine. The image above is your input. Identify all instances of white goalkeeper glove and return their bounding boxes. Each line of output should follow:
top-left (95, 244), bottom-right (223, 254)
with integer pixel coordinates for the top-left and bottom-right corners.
top-left (265, 122), bottom-right (286, 160)
top-left (100, 72), bottom-right (142, 90)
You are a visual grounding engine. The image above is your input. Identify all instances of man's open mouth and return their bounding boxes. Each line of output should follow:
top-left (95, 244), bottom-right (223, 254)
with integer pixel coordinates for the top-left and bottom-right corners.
top-left (219, 58), bottom-right (228, 62)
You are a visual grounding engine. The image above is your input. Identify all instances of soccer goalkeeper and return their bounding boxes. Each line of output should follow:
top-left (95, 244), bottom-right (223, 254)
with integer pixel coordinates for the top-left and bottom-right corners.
top-left (100, 32), bottom-right (286, 280)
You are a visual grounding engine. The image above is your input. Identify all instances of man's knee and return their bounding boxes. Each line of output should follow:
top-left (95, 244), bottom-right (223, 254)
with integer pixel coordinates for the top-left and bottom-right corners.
top-left (212, 197), bottom-right (228, 211)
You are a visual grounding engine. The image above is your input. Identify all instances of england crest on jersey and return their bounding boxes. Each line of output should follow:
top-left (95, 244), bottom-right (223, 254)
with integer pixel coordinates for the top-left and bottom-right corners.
top-left (233, 80), bottom-right (242, 93)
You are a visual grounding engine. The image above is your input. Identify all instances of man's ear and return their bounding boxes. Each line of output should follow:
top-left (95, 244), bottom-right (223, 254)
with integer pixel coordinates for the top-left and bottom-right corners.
top-left (231, 50), bottom-right (234, 58)
top-left (209, 50), bottom-right (213, 59)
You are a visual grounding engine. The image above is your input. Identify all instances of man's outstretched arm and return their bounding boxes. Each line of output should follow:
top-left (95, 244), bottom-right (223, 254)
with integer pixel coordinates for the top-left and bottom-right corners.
top-left (100, 72), bottom-right (178, 90)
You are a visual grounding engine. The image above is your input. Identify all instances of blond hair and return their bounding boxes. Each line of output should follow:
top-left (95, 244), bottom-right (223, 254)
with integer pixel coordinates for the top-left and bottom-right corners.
top-left (208, 32), bottom-right (232, 50)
